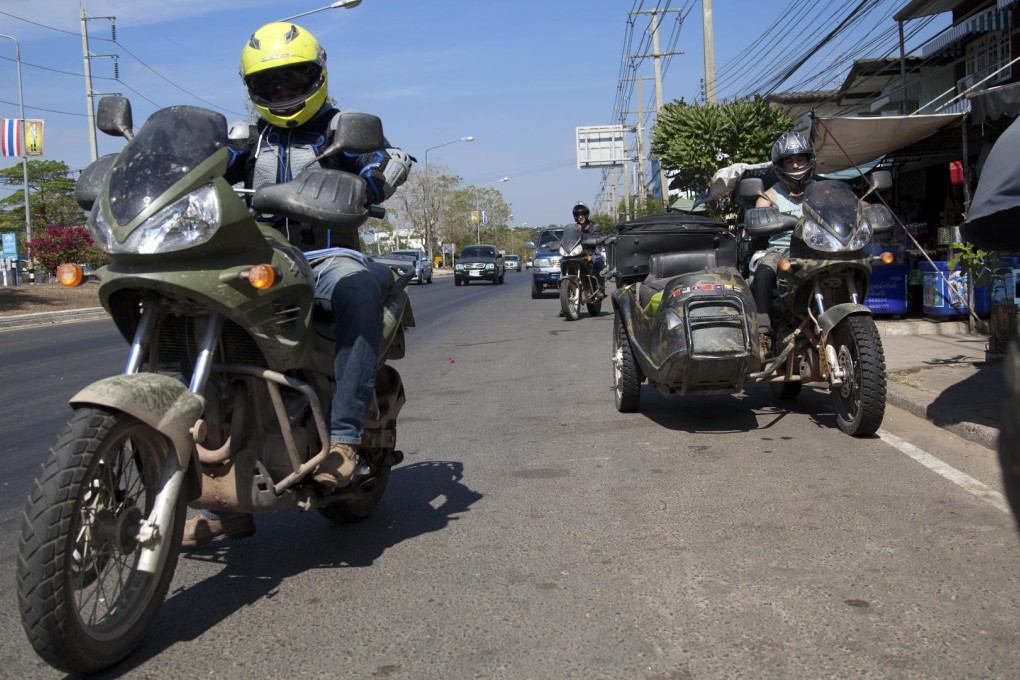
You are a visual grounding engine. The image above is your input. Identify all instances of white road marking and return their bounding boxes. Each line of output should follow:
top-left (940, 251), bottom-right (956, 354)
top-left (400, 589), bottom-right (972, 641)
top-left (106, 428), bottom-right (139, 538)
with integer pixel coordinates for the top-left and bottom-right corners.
top-left (878, 429), bottom-right (1010, 515)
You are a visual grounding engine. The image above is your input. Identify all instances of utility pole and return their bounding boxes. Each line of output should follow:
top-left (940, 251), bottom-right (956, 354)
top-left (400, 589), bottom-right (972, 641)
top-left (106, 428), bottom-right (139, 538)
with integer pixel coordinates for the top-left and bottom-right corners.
top-left (80, 8), bottom-right (117, 163)
top-left (702, 0), bottom-right (716, 104)
top-left (629, 7), bottom-right (683, 205)
top-left (624, 75), bottom-right (653, 211)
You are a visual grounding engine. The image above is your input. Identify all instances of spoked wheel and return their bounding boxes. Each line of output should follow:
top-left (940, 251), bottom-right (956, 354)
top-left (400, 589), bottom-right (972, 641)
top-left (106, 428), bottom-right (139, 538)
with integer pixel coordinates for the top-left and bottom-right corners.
top-left (771, 381), bottom-right (802, 400)
top-left (613, 314), bottom-right (642, 412)
top-left (560, 279), bottom-right (581, 321)
top-left (829, 315), bottom-right (886, 436)
top-left (18, 407), bottom-right (186, 674)
top-left (318, 455), bottom-right (392, 525)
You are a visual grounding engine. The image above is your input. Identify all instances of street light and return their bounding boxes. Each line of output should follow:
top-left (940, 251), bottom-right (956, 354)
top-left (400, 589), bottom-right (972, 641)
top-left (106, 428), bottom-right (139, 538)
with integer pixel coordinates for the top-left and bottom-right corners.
top-left (279, 0), bottom-right (363, 22)
top-left (424, 135), bottom-right (474, 264)
top-left (0, 33), bottom-right (32, 283)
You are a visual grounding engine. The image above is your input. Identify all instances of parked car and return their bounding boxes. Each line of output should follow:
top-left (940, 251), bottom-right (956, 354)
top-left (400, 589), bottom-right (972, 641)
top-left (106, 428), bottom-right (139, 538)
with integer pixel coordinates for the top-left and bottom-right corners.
top-left (455, 244), bottom-right (505, 285)
top-left (526, 227), bottom-right (564, 299)
top-left (391, 248), bottom-right (433, 284)
top-left (505, 254), bottom-right (522, 272)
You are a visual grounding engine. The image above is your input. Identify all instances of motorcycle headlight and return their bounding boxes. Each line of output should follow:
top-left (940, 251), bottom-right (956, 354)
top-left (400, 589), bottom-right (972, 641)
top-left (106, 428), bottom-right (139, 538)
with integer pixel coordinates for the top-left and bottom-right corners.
top-left (847, 222), bottom-right (873, 251)
top-left (89, 183), bottom-right (221, 254)
top-left (801, 219), bottom-right (848, 253)
top-left (560, 243), bottom-right (583, 257)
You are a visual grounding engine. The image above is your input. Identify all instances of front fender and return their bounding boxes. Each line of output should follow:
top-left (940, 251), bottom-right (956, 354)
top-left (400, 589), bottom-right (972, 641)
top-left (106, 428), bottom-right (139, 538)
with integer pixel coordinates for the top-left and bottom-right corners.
top-left (70, 373), bottom-right (205, 472)
top-left (818, 303), bottom-right (872, 344)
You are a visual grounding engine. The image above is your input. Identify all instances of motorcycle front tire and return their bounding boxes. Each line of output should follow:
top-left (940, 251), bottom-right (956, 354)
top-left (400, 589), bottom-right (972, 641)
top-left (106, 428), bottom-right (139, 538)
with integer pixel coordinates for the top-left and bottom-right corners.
top-left (830, 315), bottom-right (887, 436)
top-left (560, 279), bottom-right (581, 321)
top-left (18, 407), bottom-right (186, 674)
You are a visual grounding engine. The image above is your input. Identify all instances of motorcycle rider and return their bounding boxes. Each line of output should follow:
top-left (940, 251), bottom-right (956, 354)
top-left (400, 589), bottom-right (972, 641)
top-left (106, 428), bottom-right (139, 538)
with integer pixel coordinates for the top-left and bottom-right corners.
top-left (573, 201), bottom-right (605, 294)
top-left (183, 21), bottom-right (413, 546)
top-left (752, 131), bottom-right (816, 356)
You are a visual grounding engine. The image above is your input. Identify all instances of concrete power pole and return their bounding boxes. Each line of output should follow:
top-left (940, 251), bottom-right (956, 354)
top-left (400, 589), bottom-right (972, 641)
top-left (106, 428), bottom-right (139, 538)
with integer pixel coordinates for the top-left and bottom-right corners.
top-left (629, 8), bottom-right (682, 206)
top-left (80, 9), bottom-right (117, 163)
top-left (702, 0), bottom-right (717, 103)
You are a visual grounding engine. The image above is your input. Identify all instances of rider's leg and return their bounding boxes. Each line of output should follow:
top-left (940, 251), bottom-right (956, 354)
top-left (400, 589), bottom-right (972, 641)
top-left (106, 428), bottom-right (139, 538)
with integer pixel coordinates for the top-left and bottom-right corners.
top-left (594, 253), bottom-right (606, 293)
top-left (311, 256), bottom-right (384, 488)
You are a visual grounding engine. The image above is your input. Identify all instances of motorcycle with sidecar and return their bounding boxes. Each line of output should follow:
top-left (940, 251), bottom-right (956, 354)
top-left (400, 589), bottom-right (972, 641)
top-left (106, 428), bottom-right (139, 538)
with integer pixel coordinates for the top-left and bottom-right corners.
top-left (610, 172), bottom-right (895, 437)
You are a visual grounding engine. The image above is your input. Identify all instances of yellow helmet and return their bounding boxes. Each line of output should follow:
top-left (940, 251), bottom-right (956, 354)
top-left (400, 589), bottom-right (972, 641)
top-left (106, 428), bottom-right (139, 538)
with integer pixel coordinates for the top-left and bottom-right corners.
top-left (240, 22), bottom-right (328, 128)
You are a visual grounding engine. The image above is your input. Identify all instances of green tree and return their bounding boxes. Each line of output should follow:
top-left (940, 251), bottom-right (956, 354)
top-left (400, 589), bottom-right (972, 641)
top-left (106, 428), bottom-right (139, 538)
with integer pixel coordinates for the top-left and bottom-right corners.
top-left (651, 95), bottom-right (794, 195)
top-left (0, 160), bottom-right (84, 251)
top-left (25, 225), bottom-right (109, 274)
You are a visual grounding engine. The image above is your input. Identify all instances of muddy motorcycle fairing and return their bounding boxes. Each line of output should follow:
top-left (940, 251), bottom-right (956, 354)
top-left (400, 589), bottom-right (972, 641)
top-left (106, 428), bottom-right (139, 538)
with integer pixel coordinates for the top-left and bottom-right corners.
top-left (614, 269), bottom-right (761, 396)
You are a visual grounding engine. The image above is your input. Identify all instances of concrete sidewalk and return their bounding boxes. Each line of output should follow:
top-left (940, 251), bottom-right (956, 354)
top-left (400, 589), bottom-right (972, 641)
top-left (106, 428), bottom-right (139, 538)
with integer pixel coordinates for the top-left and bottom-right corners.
top-left (878, 318), bottom-right (1004, 451)
top-left (0, 306), bottom-right (1005, 450)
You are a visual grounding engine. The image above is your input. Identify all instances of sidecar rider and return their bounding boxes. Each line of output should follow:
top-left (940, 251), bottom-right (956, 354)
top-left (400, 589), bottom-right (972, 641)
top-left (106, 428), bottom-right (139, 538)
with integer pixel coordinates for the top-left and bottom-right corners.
top-left (573, 201), bottom-right (606, 294)
top-left (183, 21), bottom-right (413, 547)
top-left (751, 131), bottom-right (816, 356)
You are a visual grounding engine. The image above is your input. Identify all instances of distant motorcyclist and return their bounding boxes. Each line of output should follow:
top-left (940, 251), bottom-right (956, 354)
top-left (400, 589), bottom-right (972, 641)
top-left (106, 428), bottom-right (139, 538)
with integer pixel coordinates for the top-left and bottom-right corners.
top-left (184, 21), bottom-right (413, 546)
top-left (752, 131), bottom-right (816, 355)
top-left (573, 201), bottom-right (605, 294)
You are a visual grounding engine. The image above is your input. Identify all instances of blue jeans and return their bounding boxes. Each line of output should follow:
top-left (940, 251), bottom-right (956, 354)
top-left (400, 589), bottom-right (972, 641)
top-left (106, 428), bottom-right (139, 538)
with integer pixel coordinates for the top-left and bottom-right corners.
top-left (311, 254), bottom-right (383, 446)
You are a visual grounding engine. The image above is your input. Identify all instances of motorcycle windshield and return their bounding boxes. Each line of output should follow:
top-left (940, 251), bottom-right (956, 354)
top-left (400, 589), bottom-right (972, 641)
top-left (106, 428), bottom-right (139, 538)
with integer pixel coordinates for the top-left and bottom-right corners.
top-left (108, 106), bottom-right (228, 224)
top-left (559, 224), bottom-right (583, 252)
top-left (801, 180), bottom-right (859, 242)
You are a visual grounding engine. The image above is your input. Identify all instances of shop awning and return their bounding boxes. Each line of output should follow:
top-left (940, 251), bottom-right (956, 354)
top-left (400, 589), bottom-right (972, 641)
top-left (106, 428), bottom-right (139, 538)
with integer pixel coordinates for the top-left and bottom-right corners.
top-left (806, 113), bottom-right (965, 174)
top-left (921, 6), bottom-right (1012, 57)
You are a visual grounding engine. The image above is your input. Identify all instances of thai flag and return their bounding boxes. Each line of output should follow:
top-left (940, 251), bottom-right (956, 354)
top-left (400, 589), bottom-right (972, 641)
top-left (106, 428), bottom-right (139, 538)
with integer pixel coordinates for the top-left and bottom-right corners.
top-left (1, 119), bottom-right (22, 157)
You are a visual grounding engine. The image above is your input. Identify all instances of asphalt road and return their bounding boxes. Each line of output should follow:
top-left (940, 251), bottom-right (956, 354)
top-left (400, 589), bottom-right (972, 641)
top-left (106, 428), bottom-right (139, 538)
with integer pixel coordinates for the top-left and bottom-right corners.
top-left (1, 270), bottom-right (1018, 679)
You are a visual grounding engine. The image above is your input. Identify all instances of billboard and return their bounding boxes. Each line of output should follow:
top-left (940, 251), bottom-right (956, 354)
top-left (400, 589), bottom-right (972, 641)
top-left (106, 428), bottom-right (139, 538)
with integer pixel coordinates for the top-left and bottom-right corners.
top-left (576, 125), bottom-right (626, 168)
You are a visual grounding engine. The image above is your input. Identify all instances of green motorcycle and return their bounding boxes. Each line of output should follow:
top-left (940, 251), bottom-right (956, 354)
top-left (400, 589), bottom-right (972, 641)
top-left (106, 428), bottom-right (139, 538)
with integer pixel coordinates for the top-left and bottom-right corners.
top-left (17, 97), bottom-right (414, 674)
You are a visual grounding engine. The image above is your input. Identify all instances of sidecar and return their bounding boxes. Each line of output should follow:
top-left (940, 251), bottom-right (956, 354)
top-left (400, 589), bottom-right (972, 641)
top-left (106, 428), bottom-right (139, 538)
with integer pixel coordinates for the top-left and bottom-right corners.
top-left (609, 212), bottom-right (761, 409)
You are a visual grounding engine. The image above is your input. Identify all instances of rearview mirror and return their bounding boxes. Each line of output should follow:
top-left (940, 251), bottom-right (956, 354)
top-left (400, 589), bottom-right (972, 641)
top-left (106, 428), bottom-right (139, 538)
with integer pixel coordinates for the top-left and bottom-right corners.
top-left (313, 112), bottom-right (385, 167)
top-left (869, 170), bottom-right (892, 192)
top-left (97, 96), bottom-right (133, 140)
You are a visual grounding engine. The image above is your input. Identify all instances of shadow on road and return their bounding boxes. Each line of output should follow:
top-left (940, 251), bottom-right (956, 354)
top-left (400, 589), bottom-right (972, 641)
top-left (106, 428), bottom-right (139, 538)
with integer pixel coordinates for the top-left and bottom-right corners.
top-left (90, 460), bottom-right (482, 678)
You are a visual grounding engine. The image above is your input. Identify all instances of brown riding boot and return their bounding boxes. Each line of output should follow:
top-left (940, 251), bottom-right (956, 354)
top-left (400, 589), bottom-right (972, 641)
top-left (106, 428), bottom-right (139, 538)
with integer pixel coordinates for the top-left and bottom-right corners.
top-left (182, 513), bottom-right (255, 547)
top-left (313, 443), bottom-right (359, 489)
top-left (758, 332), bottom-right (773, 359)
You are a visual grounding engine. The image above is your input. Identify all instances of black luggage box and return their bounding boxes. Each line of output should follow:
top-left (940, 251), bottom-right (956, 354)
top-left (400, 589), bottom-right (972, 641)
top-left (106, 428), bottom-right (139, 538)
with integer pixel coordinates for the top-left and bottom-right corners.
top-left (608, 212), bottom-right (738, 282)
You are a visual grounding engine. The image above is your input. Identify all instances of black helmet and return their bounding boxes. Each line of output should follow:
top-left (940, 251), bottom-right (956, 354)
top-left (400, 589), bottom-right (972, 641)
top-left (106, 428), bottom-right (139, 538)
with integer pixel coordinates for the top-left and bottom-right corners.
top-left (771, 131), bottom-right (816, 192)
top-left (572, 201), bottom-right (590, 219)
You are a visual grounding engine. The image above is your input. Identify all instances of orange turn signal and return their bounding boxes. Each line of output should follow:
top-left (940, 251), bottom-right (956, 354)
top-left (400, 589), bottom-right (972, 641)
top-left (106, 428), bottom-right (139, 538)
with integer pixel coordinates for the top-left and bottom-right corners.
top-left (880, 251), bottom-right (895, 265)
top-left (245, 264), bottom-right (277, 290)
top-left (778, 258), bottom-right (792, 272)
top-left (56, 263), bottom-right (84, 287)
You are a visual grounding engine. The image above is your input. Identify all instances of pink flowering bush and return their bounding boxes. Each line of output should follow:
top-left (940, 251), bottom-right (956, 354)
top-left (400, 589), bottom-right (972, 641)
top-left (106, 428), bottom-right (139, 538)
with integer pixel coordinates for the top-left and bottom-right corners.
top-left (26, 225), bottom-right (110, 274)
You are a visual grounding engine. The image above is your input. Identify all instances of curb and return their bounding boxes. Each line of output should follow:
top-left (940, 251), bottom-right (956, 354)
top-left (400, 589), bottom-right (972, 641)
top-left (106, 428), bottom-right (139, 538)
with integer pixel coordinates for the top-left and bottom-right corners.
top-left (886, 380), bottom-right (999, 450)
top-left (0, 307), bottom-right (109, 330)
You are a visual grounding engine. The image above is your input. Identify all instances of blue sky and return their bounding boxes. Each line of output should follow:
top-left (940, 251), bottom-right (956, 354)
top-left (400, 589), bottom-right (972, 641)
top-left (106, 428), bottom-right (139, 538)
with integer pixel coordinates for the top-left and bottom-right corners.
top-left (1, 1), bottom-right (948, 230)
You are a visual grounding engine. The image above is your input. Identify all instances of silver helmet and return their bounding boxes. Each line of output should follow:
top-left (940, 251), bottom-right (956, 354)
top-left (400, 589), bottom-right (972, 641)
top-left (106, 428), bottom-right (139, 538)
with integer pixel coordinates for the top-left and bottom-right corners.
top-left (771, 131), bottom-right (816, 192)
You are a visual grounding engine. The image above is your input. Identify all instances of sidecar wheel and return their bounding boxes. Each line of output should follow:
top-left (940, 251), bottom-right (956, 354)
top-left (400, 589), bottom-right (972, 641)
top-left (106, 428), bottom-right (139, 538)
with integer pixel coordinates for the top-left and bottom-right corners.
top-left (771, 381), bottom-right (802, 400)
top-left (614, 316), bottom-right (642, 412)
top-left (830, 315), bottom-right (886, 436)
top-left (560, 280), bottom-right (581, 321)
top-left (318, 463), bottom-right (391, 525)
top-left (17, 407), bottom-right (185, 674)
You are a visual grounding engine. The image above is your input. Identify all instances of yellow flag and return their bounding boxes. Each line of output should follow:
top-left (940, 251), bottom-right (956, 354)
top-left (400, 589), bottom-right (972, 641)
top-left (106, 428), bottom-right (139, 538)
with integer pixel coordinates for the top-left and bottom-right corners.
top-left (25, 119), bottom-right (43, 156)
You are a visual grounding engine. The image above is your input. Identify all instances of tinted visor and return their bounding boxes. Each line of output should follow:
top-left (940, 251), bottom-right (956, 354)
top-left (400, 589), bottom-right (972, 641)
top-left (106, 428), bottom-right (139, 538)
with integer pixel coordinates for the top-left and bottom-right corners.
top-left (246, 62), bottom-right (322, 101)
